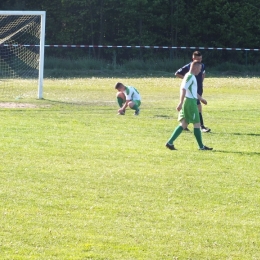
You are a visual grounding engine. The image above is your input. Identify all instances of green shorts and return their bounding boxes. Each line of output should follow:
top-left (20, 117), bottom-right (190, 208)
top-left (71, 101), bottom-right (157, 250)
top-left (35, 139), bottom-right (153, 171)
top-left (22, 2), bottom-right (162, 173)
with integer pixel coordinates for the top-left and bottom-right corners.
top-left (133, 100), bottom-right (141, 107)
top-left (178, 98), bottom-right (199, 124)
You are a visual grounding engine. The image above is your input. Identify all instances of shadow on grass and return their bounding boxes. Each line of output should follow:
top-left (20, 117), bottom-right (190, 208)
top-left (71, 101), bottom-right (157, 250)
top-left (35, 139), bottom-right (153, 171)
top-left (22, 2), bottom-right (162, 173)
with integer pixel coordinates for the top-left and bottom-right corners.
top-left (233, 133), bottom-right (260, 137)
top-left (212, 150), bottom-right (260, 156)
top-left (206, 132), bottom-right (260, 137)
top-left (153, 115), bottom-right (173, 119)
top-left (42, 98), bottom-right (115, 108)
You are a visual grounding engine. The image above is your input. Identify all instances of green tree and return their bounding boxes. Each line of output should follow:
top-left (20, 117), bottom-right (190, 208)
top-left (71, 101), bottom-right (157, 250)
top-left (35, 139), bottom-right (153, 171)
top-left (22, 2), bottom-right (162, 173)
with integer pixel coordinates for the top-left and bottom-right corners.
top-left (1, 0), bottom-right (260, 63)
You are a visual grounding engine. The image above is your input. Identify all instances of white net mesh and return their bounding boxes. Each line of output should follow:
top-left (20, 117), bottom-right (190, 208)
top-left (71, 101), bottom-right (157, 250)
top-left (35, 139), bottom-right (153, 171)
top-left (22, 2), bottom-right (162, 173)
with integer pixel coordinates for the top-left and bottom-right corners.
top-left (0, 15), bottom-right (41, 99)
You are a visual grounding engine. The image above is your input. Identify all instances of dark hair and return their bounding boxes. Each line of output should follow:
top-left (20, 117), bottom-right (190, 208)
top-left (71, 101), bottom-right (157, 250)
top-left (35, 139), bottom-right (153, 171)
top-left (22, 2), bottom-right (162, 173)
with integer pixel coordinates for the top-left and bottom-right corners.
top-left (193, 51), bottom-right (202, 57)
top-left (115, 82), bottom-right (124, 89)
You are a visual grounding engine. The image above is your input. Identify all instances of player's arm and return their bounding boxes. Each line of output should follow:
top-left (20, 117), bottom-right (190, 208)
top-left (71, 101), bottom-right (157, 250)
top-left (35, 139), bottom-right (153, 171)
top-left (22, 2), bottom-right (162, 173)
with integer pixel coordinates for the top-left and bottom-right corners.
top-left (202, 71), bottom-right (205, 82)
top-left (118, 100), bottom-right (130, 112)
top-left (197, 94), bottom-right (207, 105)
top-left (118, 89), bottom-right (133, 112)
top-left (175, 66), bottom-right (188, 79)
top-left (176, 88), bottom-right (186, 111)
top-left (202, 64), bottom-right (206, 81)
top-left (175, 68), bottom-right (185, 79)
top-left (175, 73), bottom-right (184, 79)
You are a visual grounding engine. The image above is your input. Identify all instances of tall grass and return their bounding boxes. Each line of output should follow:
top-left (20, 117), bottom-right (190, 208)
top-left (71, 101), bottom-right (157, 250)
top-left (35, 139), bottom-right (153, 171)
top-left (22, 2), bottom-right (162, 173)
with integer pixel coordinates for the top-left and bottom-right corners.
top-left (44, 57), bottom-right (189, 77)
top-left (44, 56), bottom-right (260, 78)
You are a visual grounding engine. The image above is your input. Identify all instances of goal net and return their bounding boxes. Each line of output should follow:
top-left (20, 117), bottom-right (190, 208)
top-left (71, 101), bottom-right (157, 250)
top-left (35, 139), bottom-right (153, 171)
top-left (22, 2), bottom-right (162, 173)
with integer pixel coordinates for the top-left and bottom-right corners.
top-left (0, 11), bottom-right (45, 99)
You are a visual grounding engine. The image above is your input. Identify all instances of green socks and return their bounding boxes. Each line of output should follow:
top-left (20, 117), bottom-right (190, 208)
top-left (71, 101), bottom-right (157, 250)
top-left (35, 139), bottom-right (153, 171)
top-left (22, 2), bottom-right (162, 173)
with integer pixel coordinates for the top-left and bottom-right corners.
top-left (117, 97), bottom-right (124, 108)
top-left (167, 126), bottom-right (204, 148)
top-left (167, 125), bottom-right (183, 144)
top-left (194, 127), bottom-right (203, 148)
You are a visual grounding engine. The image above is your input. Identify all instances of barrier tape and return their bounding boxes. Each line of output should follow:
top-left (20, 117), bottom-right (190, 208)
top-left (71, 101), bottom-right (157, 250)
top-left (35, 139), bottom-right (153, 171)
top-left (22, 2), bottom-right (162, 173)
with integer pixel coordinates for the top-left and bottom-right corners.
top-left (0, 44), bottom-right (259, 51)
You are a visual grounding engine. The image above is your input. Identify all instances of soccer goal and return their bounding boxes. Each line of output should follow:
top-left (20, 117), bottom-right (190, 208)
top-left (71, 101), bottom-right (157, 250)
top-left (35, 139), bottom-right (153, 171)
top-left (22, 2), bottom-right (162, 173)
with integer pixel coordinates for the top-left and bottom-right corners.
top-left (0, 11), bottom-right (46, 99)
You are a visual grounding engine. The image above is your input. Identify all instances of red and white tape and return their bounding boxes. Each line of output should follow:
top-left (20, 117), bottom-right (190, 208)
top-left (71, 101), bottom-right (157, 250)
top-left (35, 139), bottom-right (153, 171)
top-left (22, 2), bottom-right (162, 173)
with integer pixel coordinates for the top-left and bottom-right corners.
top-left (0, 44), bottom-right (259, 51)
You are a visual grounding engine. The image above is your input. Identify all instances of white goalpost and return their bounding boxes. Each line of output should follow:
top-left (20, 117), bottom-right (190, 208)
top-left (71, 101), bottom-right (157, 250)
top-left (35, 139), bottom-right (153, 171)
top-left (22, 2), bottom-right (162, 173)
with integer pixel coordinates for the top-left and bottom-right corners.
top-left (0, 11), bottom-right (46, 99)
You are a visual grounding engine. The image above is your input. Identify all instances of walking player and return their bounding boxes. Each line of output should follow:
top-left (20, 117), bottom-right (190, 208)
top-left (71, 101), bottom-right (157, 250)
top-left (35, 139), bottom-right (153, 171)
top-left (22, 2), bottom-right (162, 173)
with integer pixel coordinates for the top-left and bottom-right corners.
top-left (166, 61), bottom-right (213, 151)
top-left (175, 51), bottom-right (210, 132)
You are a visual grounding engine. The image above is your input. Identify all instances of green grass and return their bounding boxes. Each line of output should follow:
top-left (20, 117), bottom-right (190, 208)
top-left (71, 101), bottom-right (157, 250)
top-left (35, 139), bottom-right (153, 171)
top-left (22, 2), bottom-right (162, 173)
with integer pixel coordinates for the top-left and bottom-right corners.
top-left (0, 77), bottom-right (260, 259)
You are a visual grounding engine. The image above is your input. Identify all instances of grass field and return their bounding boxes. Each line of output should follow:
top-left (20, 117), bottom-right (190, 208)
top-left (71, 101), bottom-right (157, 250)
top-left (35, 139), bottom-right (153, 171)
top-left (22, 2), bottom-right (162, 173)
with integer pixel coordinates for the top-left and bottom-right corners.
top-left (0, 77), bottom-right (260, 259)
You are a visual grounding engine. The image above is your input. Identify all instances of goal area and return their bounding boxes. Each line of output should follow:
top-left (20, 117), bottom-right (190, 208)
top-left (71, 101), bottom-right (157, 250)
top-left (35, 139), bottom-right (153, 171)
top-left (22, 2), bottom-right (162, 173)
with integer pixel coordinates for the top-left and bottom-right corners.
top-left (0, 11), bottom-right (45, 99)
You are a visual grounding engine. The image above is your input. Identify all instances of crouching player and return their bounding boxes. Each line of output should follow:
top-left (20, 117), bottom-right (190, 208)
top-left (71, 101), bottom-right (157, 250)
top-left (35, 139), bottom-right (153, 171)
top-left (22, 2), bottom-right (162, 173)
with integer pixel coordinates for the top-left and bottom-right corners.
top-left (115, 82), bottom-right (141, 116)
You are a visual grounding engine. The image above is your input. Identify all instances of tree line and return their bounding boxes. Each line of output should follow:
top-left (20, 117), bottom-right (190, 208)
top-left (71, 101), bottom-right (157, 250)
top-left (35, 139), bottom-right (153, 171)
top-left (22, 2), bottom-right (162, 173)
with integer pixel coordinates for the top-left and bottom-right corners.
top-left (1, 0), bottom-right (260, 65)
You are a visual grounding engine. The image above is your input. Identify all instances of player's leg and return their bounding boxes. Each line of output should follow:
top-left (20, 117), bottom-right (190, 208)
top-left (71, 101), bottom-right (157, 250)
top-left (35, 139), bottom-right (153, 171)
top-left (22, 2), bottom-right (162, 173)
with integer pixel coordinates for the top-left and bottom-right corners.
top-left (189, 100), bottom-right (212, 150)
top-left (193, 122), bottom-right (204, 148)
top-left (166, 103), bottom-right (189, 151)
top-left (198, 102), bottom-right (205, 129)
top-left (116, 92), bottom-right (126, 115)
top-left (117, 92), bottom-right (126, 108)
top-left (189, 101), bottom-right (205, 148)
top-left (193, 122), bottom-right (213, 150)
top-left (129, 100), bottom-right (141, 115)
top-left (197, 99), bottom-right (210, 132)
top-left (197, 102), bottom-right (203, 124)
top-left (166, 120), bottom-right (188, 150)
top-left (166, 98), bottom-right (193, 150)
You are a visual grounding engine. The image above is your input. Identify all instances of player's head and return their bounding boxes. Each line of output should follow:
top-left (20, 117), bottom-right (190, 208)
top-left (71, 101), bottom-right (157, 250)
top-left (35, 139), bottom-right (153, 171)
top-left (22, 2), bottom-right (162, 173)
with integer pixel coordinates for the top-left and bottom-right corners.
top-left (190, 61), bottom-right (202, 75)
top-left (115, 82), bottom-right (125, 92)
top-left (192, 51), bottom-right (202, 62)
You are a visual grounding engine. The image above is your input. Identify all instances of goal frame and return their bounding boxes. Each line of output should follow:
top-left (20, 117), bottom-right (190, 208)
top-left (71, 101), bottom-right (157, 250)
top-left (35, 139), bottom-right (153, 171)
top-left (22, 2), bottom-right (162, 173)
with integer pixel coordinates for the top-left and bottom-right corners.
top-left (0, 10), bottom-right (46, 99)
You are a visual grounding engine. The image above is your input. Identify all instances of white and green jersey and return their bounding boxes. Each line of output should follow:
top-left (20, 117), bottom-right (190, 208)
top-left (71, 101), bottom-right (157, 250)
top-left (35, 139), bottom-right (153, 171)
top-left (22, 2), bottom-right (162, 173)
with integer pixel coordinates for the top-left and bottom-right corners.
top-left (181, 73), bottom-right (197, 99)
top-left (124, 86), bottom-right (141, 101)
